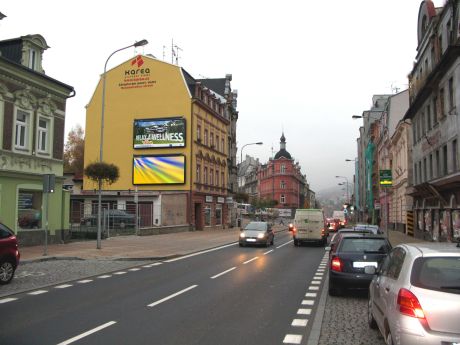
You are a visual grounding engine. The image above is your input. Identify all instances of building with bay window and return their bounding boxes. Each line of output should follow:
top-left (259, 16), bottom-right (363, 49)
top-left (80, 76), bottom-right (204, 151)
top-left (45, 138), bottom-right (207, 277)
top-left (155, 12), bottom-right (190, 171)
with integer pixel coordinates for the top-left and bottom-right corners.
top-left (0, 34), bottom-right (74, 244)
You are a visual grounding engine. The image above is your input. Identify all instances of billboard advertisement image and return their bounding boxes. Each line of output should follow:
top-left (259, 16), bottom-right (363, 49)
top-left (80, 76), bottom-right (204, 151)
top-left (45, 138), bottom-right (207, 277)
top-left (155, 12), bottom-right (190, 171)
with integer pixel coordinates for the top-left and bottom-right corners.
top-left (133, 155), bottom-right (185, 185)
top-left (134, 117), bottom-right (186, 148)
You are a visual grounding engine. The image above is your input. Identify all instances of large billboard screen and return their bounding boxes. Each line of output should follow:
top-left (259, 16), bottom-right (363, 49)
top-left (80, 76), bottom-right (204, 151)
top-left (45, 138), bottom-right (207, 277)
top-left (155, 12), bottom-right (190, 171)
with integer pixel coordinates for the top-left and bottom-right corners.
top-left (133, 155), bottom-right (185, 185)
top-left (133, 117), bottom-right (186, 148)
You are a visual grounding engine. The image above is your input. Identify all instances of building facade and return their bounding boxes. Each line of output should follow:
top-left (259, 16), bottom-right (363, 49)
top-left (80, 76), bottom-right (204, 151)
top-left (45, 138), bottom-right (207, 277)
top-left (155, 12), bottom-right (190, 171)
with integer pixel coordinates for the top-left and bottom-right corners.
top-left (405, 0), bottom-right (460, 241)
top-left (0, 34), bottom-right (74, 244)
top-left (83, 55), bottom-right (237, 231)
top-left (258, 133), bottom-right (306, 210)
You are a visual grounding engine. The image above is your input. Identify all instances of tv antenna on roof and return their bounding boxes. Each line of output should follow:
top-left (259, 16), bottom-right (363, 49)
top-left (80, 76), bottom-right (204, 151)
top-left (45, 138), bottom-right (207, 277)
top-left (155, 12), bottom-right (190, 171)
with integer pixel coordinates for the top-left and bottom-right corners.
top-left (171, 39), bottom-right (183, 65)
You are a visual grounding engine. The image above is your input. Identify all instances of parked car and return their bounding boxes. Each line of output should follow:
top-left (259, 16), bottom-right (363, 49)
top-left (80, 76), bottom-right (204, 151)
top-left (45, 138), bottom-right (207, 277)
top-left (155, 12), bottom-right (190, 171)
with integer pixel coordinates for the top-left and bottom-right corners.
top-left (328, 228), bottom-right (374, 255)
top-left (81, 209), bottom-right (136, 228)
top-left (0, 222), bottom-right (20, 285)
top-left (367, 242), bottom-right (460, 345)
top-left (353, 224), bottom-right (382, 234)
top-left (327, 233), bottom-right (391, 296)
top-left (239, 221), bottom-right (274, 247)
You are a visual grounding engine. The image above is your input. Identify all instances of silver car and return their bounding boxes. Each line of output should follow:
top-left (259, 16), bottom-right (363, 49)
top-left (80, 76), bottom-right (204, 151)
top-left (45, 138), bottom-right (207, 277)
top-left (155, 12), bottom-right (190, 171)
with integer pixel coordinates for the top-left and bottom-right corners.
top-left (367, 243), bottom-right (460, 345)
top-left (239, 221), bottom-right (274, 247)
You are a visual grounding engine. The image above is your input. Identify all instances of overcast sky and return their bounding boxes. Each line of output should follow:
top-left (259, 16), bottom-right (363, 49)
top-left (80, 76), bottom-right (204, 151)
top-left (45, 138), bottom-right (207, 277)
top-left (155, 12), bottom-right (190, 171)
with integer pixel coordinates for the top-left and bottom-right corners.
top-left (1, 0), bottom-right (438, 192)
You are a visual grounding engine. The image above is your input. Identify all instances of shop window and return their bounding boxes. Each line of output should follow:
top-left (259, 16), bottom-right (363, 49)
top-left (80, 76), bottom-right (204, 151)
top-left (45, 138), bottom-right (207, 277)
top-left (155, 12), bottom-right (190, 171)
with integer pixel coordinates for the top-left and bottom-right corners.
top-left (424, 210), bottom-right (432, 234)
top-left (18, 190), bottom-right (42, 229)
top-left (417, 210), bottom-right (424, 231)
top-left (452, 210), bottom-right (460, 240)
top-left (204, 205), bottom-right (211, 226)
top-left (440, 210), bottom-right (450, 241)
top-left (215, 205), bottom-right (222, 225)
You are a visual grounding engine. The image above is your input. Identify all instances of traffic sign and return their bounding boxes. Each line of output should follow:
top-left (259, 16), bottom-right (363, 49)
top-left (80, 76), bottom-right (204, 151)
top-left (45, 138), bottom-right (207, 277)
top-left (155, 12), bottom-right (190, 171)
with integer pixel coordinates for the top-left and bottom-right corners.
top-left (379, 170), bottom-right (392, 186)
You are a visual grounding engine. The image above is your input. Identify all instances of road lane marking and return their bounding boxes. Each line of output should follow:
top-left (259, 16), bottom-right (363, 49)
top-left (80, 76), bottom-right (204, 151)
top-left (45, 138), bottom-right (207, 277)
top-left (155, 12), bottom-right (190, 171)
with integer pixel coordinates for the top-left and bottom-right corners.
top-left (56, 321), bottom-right (117, 345)
top-left (77, 280), bottom-right (93, 284)
top-left (263, 249), bottom-right (274, 255)
top-left (317, 269), bottom-right (325, 272)
top-left (308, 286), bottom-right (319, 290)
top-left (311, 281), bottom-right (321, 285)
top-left (292, 319), bottom-right (308, 327)
top-left (276, 240), bottom-right (293, 249)
top-left (28, 290), bottom-right (48, 295)
top-left (243, 257), bottom-right (259, 264)
top-left (305, 293), bottom-right (317, 297)
top-left (297, 308), bottom-right (312, 315)
top-left (301, 300), bottom-right (315, 305)
top-left (0, 298), bottom-right (17, 304)
top-left (55, 284), bottom-right (72, 289)
top-left (147, 285), bottom-right (198, 307)
top-left (164, 243), bottom-right (237, 263)
top-left (211, 267), bottom-right (236, 279)
top-left (315, 272), bottom-right (324, 276)
top-left (113, 271), bottom-right (127, 275)
top-left (97, 275), bottom-right (111, 279)
top-left (283, 334), bottom-right (302, 344)
top-left (128, 268), bottom-right (141, 271)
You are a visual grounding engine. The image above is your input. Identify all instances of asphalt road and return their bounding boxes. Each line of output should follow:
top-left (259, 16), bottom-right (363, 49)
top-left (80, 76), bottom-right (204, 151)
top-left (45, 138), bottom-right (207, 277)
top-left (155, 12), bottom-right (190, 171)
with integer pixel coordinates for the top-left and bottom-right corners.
top-left (0, 231), bottom-right (328, 345)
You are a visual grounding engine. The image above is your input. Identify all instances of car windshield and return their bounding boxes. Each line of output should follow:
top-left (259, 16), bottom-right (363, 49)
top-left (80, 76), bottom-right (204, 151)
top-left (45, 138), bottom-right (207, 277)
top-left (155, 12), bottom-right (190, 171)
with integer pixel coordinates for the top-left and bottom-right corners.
top-left (412, 257), bottom-right (460, 294)
top-left (244, 222), bottom-right (267, 231)
top-left (339, 238), bottom-right (390, 253)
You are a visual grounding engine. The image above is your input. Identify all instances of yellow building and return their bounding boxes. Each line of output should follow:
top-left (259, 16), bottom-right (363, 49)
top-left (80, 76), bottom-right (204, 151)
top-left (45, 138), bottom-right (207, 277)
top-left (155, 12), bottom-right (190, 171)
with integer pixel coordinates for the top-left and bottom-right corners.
top-left (83, 55), bottom-right (235, 231)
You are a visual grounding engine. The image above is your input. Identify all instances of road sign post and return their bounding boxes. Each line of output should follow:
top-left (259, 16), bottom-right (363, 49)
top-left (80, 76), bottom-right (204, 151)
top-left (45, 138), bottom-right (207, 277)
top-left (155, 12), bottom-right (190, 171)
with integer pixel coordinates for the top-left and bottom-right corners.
top-left (42, 174), bottom-right (55, 256)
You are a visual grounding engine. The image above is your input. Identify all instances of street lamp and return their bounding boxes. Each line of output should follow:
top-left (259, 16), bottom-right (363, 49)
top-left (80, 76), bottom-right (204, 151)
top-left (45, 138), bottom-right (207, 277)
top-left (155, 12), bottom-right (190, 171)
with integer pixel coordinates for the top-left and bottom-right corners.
top-left (335, 175), bottom-right (350, 204)
top-left (240, 142), bottom-right (263, 164)
top-left (97, 39), bottom-right (148, 249)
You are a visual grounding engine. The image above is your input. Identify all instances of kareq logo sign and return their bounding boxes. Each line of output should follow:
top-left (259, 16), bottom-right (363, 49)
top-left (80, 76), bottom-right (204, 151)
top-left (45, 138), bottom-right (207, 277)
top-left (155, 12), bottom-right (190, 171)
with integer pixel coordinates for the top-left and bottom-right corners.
top-left (120, 55), bottom-right (155, 89)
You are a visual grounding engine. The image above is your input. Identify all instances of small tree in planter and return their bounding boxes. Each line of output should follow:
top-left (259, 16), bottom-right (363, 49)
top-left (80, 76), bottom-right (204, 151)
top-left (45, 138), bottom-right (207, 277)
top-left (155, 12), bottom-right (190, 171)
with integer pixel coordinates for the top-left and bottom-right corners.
top-left (84, 162), bottom-right (119, 186)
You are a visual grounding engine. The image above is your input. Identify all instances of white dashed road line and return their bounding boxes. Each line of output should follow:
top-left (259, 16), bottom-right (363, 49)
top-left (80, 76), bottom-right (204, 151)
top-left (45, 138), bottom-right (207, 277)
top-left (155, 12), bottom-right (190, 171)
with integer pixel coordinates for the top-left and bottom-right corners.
top-left (56, 321), bottom-right (117, 345)
top-left (77, 280), bottom-right (93, 284)
top-left (55, 284), bottom-right (72, 289)
top-left (97, 275), bottom-right (111, 279)
top-left (164, 243), bottom-right (237, 263)
top-left (28, 290), bottom-right (48, 295)
top-left (263, 249), bottom-right (274, 255)
top-left (276, 240), bottom-right (293, 249)
top-left (291, 319), bottom-right (308, 327)
top-left (0, 297), bottom-right (17, 304)
top-left (210, 267), bottom-right (236, 279)
top-left (147, 285), bottom-right (198, 308)
top-left (243, 257), bottom-right (259, 265)
top-left (297, 308), bottom-right (312, 315)
top-left (283, 334), bottom-right (303, 344)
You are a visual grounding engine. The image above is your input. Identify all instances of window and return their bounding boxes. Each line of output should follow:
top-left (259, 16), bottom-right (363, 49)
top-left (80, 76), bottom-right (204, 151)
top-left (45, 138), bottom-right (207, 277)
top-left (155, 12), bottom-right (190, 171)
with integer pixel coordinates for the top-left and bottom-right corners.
top-left (215, 135), bottom-right (219, 151)
top-left (204, 205), bottom-right (211, 226)
top-left (427, 105), bottom-right (431, 130)
top-left (440, 88), bottom-right (445, 118)
top-left (28, 49), bottom-right (37, 70)
top-left (453, 140), bottom-right (458, 171)
top-left (421, 110), bottom-right (426, 135)
top-left (18, 190), bottom-right (42, 229)
top-left (204, 129), bottom-right (208, 145)
top-left (429, 154), bottom-right (433, 180)
top-left (204, 167), bottom-right (208, 184)
top-left (210, 133), bottom-right (214, 147)
top-left (418, 161), bottom-right (422, 183)
top-left (196, 164), bottom-right (201, 183)
top-left (281, 164), bottom-right (286, 173)
top-left (15, 109), bottom-right (29, 149)
top-left (433, 96), bottom-right (438, 125)
top-left (381, 247), bottom-right (406, 280)
top-left (448, 77), bottom-right (455, 111)
top-left (414, 164), bottom-right (418, 184)
top-left (215, 170), bottom-right (219, 187)
top-left (37, 117), bottom-right (50, 154)
top-left (423, 158), bottom-right (427, 182)
top-left (221, 138), bottom-right (225, 154)
top-left (210, 169), bottom-right (214, 185)
top-left (280, 180), bottom-right (286, 189)
top-left (443, 145), bottom-right (448, 175)
top-left (280, 194), bottom-right (285, 204)
top-left (215, 205), bottom-right (222, 225)
top-left (221, 172), bottom-right (225, 187)
top-left (197, 125), bottom-right (201, 141)
top-left (436, 150), bottom-right (441, 178)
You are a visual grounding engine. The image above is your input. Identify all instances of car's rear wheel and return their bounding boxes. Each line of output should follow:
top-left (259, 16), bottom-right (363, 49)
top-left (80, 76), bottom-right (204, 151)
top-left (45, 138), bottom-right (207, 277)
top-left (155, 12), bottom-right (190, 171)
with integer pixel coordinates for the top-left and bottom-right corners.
top-left (368, 297), bottom-right (377, 329)
top-left (0, 259), bottom-right (15, 285)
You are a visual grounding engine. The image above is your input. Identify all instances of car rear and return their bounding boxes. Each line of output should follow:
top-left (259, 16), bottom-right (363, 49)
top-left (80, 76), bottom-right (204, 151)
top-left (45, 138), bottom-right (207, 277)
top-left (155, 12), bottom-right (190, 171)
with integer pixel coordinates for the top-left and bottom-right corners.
top-left (329, 235), bottom-right (391, 292)
top-left (396, 251), bottom-right (460, 344)
top-left (293, 209), bottom-right (327, 246)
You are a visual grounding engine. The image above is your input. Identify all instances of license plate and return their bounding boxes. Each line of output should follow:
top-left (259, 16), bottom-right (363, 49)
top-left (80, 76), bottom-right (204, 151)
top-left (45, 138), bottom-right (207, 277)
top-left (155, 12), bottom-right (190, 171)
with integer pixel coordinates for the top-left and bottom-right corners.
top-left (246, 239), bottom-right (256, 242)
top-left (353, 261), bottom-right (377, 268)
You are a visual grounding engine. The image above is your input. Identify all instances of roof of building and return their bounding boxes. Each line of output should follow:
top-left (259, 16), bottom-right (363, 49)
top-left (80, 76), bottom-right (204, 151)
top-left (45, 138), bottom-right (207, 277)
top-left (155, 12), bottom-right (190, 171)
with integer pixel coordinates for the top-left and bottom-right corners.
top-left (197, 78), bottom-right (226, 97)
top-left (274, 132), bottom-right (292, 159)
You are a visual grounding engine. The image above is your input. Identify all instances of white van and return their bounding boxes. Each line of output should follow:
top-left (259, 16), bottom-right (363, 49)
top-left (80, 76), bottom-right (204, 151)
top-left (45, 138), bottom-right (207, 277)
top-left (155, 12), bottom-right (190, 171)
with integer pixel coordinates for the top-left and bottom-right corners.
top-left (292, 209), bottom-right (327, 246)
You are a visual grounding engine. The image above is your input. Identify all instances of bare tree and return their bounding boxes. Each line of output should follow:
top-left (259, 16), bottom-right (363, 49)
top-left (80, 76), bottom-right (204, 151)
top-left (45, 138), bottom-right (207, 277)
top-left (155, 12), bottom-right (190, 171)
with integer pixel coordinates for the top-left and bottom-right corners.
top-left (63, 125), bottom-right (85, 176)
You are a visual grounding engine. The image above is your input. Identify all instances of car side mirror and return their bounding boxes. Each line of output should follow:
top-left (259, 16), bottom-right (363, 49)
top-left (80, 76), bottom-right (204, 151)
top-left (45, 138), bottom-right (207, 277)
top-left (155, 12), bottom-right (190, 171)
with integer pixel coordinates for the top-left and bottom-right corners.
top-left (364, 266), bottom-right (377, 275)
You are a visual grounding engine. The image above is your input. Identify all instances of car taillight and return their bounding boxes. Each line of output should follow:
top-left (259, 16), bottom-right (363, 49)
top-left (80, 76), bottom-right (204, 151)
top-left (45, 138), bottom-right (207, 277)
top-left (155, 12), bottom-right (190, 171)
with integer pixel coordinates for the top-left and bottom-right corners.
top-left (397, 288), bottom-right (426, 319)
top-left (331, 257), bottom-right (342, 272)
top-left (321, 229), bottom-right (325, 236)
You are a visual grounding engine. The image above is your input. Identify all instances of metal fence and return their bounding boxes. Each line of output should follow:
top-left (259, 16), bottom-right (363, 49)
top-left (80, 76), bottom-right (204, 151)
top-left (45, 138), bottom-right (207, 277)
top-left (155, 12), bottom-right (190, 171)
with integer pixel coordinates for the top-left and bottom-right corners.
top-left (70, 201), bottom-right (154, 239)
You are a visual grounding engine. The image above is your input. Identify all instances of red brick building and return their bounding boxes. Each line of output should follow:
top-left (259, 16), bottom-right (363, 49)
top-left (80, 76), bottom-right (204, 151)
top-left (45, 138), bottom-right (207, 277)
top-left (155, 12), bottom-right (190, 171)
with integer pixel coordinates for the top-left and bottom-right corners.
top-left (258, 133), bottom-right (306, 209)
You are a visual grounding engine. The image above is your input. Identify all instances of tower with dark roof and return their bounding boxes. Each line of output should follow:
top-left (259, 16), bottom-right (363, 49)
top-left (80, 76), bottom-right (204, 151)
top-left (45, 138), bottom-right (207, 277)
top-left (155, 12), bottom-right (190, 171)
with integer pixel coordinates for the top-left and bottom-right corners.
top-left (274, 132), bottom-right (292, 160)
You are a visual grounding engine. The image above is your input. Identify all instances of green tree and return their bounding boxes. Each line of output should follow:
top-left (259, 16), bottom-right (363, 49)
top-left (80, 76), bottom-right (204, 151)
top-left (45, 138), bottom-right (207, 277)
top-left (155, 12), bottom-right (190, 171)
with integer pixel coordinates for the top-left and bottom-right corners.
top-left (63, 125), bottom-right (85, 176)
top-left (84, 162), bottom-right (119, 186)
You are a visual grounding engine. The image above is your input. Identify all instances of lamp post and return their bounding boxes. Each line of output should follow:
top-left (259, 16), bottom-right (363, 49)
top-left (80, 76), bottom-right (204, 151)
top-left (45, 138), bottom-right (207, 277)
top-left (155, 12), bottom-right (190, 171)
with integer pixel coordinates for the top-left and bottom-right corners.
top-left (97, 39), bottom-right (148, 249)
top-left (240, 142), bottom-right (263, 164)
top-left (335, 175), bottom-right (350, 204)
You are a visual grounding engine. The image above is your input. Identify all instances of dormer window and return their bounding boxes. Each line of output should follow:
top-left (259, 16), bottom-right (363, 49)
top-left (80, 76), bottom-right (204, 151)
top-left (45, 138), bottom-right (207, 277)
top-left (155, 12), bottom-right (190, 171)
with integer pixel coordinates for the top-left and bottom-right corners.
top-left (29, 48), bottom-right (37, 70)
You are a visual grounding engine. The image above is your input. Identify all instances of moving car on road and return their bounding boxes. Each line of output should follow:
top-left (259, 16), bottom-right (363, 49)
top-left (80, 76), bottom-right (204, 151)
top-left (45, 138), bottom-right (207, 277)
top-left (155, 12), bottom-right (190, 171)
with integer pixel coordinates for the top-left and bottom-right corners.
top-left (0, 222), bottom-right (20, 285)
top-left (239, 221), bottom-right (274, 247)
top-left (292, 209), bottom-right (328, 246)
top-left (367, 242), bottom-right (460, 345)
top-left (327, 233), bottom-right (391, 296)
